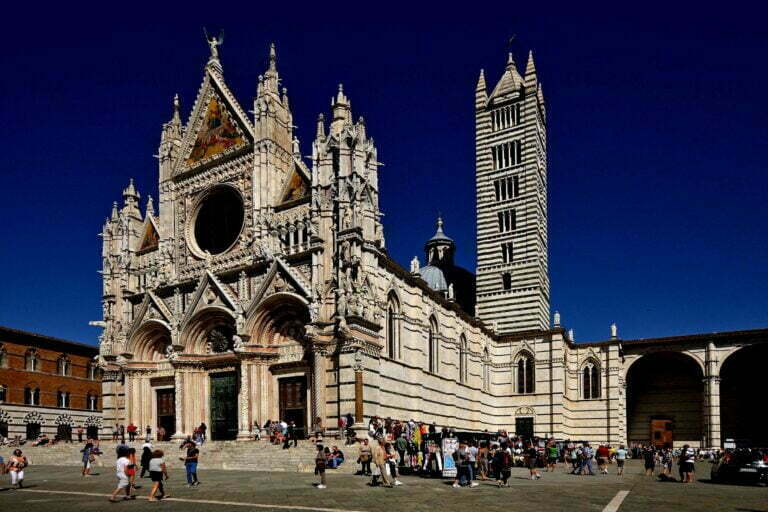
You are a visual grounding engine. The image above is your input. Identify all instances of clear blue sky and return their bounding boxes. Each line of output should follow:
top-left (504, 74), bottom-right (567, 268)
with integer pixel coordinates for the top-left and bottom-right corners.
top-left (1, 5), bottom-right (766, 345)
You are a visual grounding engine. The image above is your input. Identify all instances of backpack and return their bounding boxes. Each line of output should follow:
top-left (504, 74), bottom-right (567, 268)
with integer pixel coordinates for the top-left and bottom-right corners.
top-left (501, 450), bottom-right (512, 469)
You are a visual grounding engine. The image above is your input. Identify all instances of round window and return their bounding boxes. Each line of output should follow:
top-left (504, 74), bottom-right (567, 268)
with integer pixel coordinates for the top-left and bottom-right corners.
top-left (192, 186), bottom-right (244, 255)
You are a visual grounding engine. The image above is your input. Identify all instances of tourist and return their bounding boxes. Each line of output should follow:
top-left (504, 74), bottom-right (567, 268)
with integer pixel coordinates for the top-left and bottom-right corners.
top-left (477, 440), bottom-right (490, 480)
top-left (660, 448), bottom-right (673, 477)
top-left (597, 443), bottom-right (611, 474)
top-left (395, 434), bottom-right (408, 467)
top-left (253, 421), bottom-right (261, 441)
top-left (358, 438), bottom-right (372, 475)
top-left (372, 437), bottom-right (393, 487)
top-left (182, 440), bottom-right (200, 487)
top-left (145, 425), bottom-right (152, 443)
top-left (157, 425), bottom-right (166, 442)
top-left (81, 440), bottom-right (94, 476)
top-left (127, 423), bottom-right (137, 442)
top-left (680, 444), bottom-right (696, 483)
top-left (140, 443), bottom-right (152, 478)
top-left (312, 416), bottom-right (324, 443)
top-left (331, 445), bottom-right (345, 468)
top-left (615, 444), bottom-right (627, 476)
top-left (147, 449), bottom-right (169, 501)
top-left (116, 437), bottom-right (129, 457)
top-left (112, 424), bottom-right (119, 442)
top-left (526, 442), bottom-right (541, 480)
top-left (493, 442), bottom-right (512, 487)
top-left (119, 424), bottom-right (126, 443)
top-left (467, 440), bottom-right (478, 482)
top-left (76, 426), bottom-right (84, 443)
top-left (283, 421), bottom-right (295, 449)
top-left (581, 442), bottom-right (595, 475)
top-left (126, 447), bottom-right (139, 494)
top-left (642, 445), bottom-right (656, 476)
top-left (109, 446), bottom-right (133, 502)
top-left (199, 422), bottom-right (207, 443)
top-left (314, 444), bottom-right (327, 489)
top-left (8, 449), bottom-right (27, 489)
top-left (546, 441), bottom-right (559, 472)
top-left (385, 442), bottom-right (403, 486)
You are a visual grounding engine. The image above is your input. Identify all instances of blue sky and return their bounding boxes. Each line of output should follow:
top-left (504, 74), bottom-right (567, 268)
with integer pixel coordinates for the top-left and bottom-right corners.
top-left (1, 5), bottom-right (766, 344)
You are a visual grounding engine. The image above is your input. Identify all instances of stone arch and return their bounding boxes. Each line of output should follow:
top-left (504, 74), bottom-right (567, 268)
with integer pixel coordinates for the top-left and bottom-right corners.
top-left (0, 408), bottom-right (11, 424)
top-left (719, 342), bottom-right (768, 446)
top-left (127, 320), bottom-right (172, 362)
top-left (385, 291), bottom-right (401, 359)
top-left (427, 314), bottom-right (439, 373)
top-left (23, 411), bottom-right (45, 425)
top-left (248, 292), bottom-right (310, 347)
top-left (579, 357), bottom-right (601, 399)
top-left (55, 414), bottom-right (74, 426)
top-left (84, 415), bottom-right (102, 427)
top-left (181, 306), bottom-right (237, 354)
top-left (622, 348), bottom-right (705, 379)
top-left (513, 349), bottom-right (535, 394)
top-left (626, 351), bottom-right (704, 447)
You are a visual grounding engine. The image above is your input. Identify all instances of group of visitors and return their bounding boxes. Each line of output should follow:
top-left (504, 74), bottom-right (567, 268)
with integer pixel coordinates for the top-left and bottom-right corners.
top-left (640, 444), bottom-right (698, 482)
top-left (110, 422), bottom-right (196, 444)
top-left (261, 419), bottom-right (300, 448)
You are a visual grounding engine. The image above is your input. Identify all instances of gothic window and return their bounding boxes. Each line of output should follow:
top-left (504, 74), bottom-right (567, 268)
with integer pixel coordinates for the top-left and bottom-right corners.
top-left (25, 350), bottom-right (38, 372)
top-left (581, 360), bottom-right (601, 399)
top-left (0, 384), bottom-right (7, 402)
top-left (459, 335), bottom-right (468, 384)
top-left (516, 353), bottom-right (535, 394)
top-left (386, 293), bottom-right (400, 359)
top-left (428, 316), bottom-right (439, 374)
top-left (87, 393), bottom-right (98, 411)
top-left (501, 242), bottom-right (514, 264)
top-left (57, 389), bottom-right (70, 408)
top-left (58, 356), bottom-right (71, 376)
top-left (482, 347), bottom-right (490, 392)
top-left (502, 272), bottom-right (512, 290)
top-left (491, 105), bottom-right (521, 132)
top-left (493, 176), bottom-right (520, 202)
top-left (24, 386), bottom-right (40, 406)
top-left (497, 209), bottom-right (516, 233)
top-left (492, 141), bottom-right (522, 170)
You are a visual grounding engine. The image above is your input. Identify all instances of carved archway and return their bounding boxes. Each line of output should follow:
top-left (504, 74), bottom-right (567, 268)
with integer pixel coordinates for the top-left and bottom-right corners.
top-left (248, 293), bottom-right (310, 348)
top-left (127, 320), bottom-right (172, 362)
top-left (181, 307), bottom-right (237, 354)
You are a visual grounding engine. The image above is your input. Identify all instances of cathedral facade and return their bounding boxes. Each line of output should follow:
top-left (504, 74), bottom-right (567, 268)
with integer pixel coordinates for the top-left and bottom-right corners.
top-left (96, 40), bottom-right (766, 448)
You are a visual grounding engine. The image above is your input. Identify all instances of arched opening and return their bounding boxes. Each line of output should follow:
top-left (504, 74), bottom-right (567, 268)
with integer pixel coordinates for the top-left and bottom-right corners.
top-left (386, 293), bottom-right (400, 359)
top-left (26, 421), bottom-right (41, 440)
top-left (720, 343), bottom-right (768, 446)
top-left (459, 335), bottom-right (468, 384)
top-left (482, 347), bottom-right (490, 392)
top-left (581, 359), bottom-right (601, 399)
top-left (25, 349), bottom-right (38, 371)
top-left (0, 420), bottom-right (8, 438)
top-left (515, 352), bottom-right (535, 394)
top-left (626, 351), bottom-right (703, 448)
top-left (129, 321), bottom-right (172, 362)
top-left (428, 316), bottom-right (439, 374)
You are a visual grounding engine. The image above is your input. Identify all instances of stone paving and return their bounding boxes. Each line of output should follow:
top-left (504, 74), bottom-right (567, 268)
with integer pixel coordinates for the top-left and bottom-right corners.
top-left (0, 460), bottom-right (765, 512)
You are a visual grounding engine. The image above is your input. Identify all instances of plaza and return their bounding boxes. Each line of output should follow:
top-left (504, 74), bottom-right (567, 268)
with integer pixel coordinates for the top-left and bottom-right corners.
top-left (1, 460), bottom-right (765, 512)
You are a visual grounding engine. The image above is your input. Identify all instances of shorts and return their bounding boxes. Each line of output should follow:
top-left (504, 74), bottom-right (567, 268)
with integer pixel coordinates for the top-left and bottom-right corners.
top-left (644, 462), bottom-right (655, 470)
top-left (547, 457), bottom-right (557, 464)
top-left (117, 478), bottom-right (130, 488)
top-left (598, 457), bottom-right (608, 465)
top-left (150, 470), bottom-right (164, 482)
top-left (617, 459), bottom-right (625, 467)
top-left (681, 462), bottom-right (695, 473)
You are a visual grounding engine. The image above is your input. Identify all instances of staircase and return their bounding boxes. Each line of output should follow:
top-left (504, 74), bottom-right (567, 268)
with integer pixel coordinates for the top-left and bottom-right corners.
top-left (5, 440), bottom-right (358, 474)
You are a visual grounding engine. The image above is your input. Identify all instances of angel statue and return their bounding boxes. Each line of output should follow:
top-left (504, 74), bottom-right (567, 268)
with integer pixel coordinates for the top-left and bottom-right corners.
top-left (204, 28), bottom-right (224, 60)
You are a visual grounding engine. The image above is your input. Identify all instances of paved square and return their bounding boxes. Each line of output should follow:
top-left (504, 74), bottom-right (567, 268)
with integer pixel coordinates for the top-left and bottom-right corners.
top-left (0, 461), bottom-right (765, 512)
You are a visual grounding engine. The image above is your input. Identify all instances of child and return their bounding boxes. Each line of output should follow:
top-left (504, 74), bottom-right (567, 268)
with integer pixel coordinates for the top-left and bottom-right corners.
top-left (148, 450), bottom-right (169, 501)
top-left (109, 447), bottom-right (133, 502)
top-left (315, 444), bottom-right (327, 489)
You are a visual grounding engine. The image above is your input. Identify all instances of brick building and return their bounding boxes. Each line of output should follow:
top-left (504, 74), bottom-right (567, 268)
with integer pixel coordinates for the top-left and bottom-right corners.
top-left (0, 326), bottom-right (103, 440)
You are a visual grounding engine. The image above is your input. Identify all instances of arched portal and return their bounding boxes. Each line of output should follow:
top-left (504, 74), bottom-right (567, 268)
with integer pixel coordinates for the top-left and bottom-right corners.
top-left (626, 351), bottom-right (703, 447)
top-left (720, 343), bottom-right (768, 446)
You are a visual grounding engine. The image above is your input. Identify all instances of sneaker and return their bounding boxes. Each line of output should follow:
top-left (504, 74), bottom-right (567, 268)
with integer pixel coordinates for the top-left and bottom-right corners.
top-left (317, 484), bottom-right (326, 489)
top-left (394, 480), bottom-right (403, 486)
top-left (193, 481), bottom-right (201, 486)
top-left (452, 482), bottom-right (460, 488)
top-left (470, 482), bottom-right (479, 487)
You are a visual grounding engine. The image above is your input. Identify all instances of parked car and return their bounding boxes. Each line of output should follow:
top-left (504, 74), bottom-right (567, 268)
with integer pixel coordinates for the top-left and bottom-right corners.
top-left (711, 451), bottom-right (768, 485)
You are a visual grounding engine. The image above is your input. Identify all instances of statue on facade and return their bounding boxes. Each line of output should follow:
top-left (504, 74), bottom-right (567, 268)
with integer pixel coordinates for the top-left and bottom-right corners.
top-left (204, 29), bottom-right (224, 60)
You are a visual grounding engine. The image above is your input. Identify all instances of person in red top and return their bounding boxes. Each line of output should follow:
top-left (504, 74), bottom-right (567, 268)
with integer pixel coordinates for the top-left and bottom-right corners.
top-left (596, 444), bottom-right (611, 474)
top-left (127, 423), bottom-right (137, 442)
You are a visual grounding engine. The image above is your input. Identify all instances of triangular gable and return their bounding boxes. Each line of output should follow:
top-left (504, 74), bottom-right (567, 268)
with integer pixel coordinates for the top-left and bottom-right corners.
top-left (279, 164), bottom-right (311, 204)
top-left (180, 270), bottom-right (241, 327)
top-left (175, 67), bottom-right (254, 175)
top-left (246, 257), bottom-right (311, 317)
top-left (126, 291), bottom-right (174, 341)
top-left (136, 216), bottom-right (160, 254)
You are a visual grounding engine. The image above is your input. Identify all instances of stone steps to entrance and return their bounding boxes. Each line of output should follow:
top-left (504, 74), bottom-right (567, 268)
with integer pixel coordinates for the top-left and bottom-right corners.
top-left (7, 440), bottom-right (357, 474)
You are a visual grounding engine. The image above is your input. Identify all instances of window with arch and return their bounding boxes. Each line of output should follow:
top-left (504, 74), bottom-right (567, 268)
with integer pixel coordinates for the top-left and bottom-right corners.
top-left (88, 363), bottom-right (100, 380)
top-left (428, 316), bottom-right (439, 374)
top-left (0, 384), bottom-right (7, 402)
top-left (482, 347), bottom-right (490, 392)
top-left (459, 335), bottom-right (468, 384)
top-left (87, 392), bottom-right (98, 411)
top-left (386, 293), bottom-right (400, 360)
top-left (57, 389), bottom-right (70, 408)
top-left (516, 352), bottom-right (535, 394)
top-left (581, 360), bottom-right (601, 399)
top-left (24, 386), bottom-right (40, 405)
top-left (25, 350), bottom-right (39, 372)
top-left (57, 356), bottom-right (71, 376)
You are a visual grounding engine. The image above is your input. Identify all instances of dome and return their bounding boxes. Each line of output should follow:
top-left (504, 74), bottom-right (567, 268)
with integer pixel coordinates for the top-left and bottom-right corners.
top-left (420, 265), bottom-right (448, 292)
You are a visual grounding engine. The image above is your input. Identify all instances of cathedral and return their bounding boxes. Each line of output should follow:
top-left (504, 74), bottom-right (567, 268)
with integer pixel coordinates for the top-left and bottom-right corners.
top-left (96, 38), bottom-right (766, 448)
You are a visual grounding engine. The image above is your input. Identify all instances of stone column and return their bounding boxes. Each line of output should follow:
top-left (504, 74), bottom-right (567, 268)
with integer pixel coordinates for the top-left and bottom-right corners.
top-left (352, 349), bottom-right (365, 430)
top-left (172, 369), bottom-right (185, 439)
top-left (237, 361), bottom-right (252, 440)
top-left (311, 347), bottom-right (327, 431)
top-left (703, 376), bottom-right (721, 448)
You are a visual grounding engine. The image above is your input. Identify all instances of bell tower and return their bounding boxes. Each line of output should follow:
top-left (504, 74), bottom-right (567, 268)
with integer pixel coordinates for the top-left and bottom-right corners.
top-left (474, 50), bottom-right (549, 333)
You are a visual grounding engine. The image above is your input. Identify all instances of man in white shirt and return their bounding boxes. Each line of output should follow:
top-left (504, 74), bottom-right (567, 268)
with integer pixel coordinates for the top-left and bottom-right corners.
top-left (110, 450), bottom-right (134, 502)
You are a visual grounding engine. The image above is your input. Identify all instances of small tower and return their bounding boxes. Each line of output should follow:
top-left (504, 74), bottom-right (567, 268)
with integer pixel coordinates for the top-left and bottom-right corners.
top-left (474, 49), bottom-right (549, 334)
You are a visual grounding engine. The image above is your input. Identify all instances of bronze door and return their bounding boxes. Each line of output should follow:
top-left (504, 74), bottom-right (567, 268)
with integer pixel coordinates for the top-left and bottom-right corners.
top-left (279, 376), bottom-right (307, 438)
top-left (210, 372), bottom-right (238, 440)
top-left (156, 388), bottom-right (176, 440)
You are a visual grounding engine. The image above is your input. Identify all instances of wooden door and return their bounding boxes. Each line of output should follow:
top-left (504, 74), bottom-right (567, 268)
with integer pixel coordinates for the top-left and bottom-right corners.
top-left (279, 376), bottom-right (307, 438)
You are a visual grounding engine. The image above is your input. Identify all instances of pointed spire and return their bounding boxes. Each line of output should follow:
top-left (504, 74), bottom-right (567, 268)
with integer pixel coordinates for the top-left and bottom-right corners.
top-left (281, 87), bottom-right (289, 108)
top-left (524, 50), bottom-right (537, 87)
top-left (111, 201), bottom-right (119, 221)
top-left (269, 42), bottom-right (277, 72)
top-left (171, 93), bottom-right (181, 125)
top-left (146, 195), bottom-right (155, 217)
top-left (476, 69), bottom-right (487, 91)
top-left (330, 84), bottom-right (352, 134)
top-left (292, 137), bottom-right (300, 156)
top-left (122, 178), bottom-right (140, 203)
top-left (335, 83), bottom-right (349, 106)
top-left (316, 113), bottom-right (326, 139)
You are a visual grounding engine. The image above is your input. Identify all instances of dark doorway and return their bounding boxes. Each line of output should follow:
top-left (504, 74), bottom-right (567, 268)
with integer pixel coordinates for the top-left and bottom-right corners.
top-left (626, 352), bottom-right (703, 446)
top-left (26, 422), bottom-right (41, 440)
top-left (57, 424), bottom-right (72, 442)
top-left (0, 422), bottom-right (8, 438)
top-left (86, 425), bottom-right (99, 439)
top-left (279, 376), bottom-right (307, 439)
top-left (721, 343), bottom-right (768, 447)
top-left (156, 388), bottom-right (176, 440)
top-left (515, 417), bottom-right (534, 438)
top-left (210, 372), bottom-right (238, 440)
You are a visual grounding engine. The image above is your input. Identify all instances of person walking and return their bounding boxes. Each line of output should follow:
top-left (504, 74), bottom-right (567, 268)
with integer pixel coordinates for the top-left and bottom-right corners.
top-left (477, 441), bottom-right (490, 480)
top-left (148, 450), bottom-right (170, 501)
top-left (199, 423), bottom-right (207, 444)
top-left (315, 444), bottom-right (327, 489)
top-left (526, 442), bottom-right (541, 480)
top-left (642, 445), bottom-right (656, 476)
top-left (395, 434), bottom-right (409, 468)
top-left (182, 440), bottom-right (200, 487)
top-left (76, 426), bottom-right (84, 443)
top-left (140, 443), bottom-right (152, 478)
top-left (126, 447), bottom-right (139, 495)
top-left (680, 444), bottom-right (696, 483)
top-left (358, 438), bottom-right (372, 475)
top-left (8, 449), bottom-right (27, 489)
top-left (372, 437), bottom-right (393, 487)
top-left (145, 425), bottom-right (152, 443)
top-left (546, 441), bottom-right (559, 472)
top-left (615, 444), bottom-right (627, 476)
top-left (109, 446), bottom-right (133, 502)
top-left (81, 441), bottom-right (94, 476)
top-left (283, 421), bottom-right (294, 449)
top-left (127, 423), bottom-right (137, 442)
top-left (494, 442), bottom-right (513, 487)
top-left (597, 444), bottom-right (610, 474)
top-left (582, 443), bottom-right (595, 476)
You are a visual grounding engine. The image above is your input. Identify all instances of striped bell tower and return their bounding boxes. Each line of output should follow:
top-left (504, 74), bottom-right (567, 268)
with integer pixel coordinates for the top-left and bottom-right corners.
top-left (474, 50), bottom-right (549, 334)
